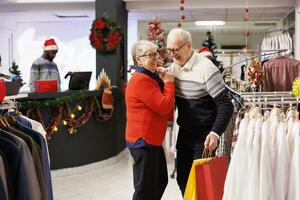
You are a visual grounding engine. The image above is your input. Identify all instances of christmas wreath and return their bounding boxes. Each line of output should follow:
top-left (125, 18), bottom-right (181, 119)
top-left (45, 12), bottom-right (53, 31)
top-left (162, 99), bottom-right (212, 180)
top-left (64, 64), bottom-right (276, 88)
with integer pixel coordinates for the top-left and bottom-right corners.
top-left (89, 15), bottom-right (122, 54)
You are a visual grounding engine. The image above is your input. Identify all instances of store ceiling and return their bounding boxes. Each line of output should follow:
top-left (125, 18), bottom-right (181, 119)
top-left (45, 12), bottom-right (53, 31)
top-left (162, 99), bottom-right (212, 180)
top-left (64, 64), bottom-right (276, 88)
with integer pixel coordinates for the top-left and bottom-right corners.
top-left (0, 0), bottom-right (295, 27)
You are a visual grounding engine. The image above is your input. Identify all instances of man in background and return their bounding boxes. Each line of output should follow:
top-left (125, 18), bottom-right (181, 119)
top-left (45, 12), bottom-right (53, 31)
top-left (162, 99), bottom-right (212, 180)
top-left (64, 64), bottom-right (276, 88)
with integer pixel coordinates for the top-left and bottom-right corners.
top-left (29, 38), bottom-right (60, 91)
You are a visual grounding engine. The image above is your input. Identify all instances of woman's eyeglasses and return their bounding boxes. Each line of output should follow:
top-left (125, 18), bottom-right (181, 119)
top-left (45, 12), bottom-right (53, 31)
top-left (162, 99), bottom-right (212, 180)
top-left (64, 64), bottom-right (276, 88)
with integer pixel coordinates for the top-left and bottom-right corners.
top-left (166, 42), bottom-right (187, 54)
top-left (139, 52), bottom-right (159, 59)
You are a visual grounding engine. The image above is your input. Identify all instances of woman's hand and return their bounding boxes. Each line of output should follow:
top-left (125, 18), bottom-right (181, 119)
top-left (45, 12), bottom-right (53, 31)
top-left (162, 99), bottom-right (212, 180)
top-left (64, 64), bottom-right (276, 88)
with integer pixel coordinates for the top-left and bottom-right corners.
top-left (156, 67), bottom-right (174, 83)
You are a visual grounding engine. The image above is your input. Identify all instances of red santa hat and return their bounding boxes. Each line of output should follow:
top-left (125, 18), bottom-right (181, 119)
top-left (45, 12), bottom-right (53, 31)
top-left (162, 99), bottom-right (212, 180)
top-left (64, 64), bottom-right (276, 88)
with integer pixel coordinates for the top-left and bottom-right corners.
top-left (44, 38), bottom-right (58, 51)
top-left (198, 47), bottom-right (212, 57)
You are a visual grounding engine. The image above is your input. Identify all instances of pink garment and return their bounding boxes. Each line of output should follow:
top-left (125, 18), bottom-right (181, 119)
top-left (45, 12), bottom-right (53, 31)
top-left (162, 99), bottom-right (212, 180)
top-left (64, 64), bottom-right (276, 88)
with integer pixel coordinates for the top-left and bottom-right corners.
top-left (263, 56), bottom-right (300, 91)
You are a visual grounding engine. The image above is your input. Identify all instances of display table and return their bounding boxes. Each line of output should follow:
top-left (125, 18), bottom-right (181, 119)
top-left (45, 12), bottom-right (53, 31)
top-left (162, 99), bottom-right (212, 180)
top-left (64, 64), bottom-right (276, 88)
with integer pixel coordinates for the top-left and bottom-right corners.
top-left (17, 89), bottom-right (126, 170)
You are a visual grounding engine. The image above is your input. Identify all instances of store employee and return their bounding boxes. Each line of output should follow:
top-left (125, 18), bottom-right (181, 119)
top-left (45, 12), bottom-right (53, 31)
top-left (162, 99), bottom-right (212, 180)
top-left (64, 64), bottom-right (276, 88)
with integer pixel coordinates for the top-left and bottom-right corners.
top-left (29, 38), bottom-right (61, 92)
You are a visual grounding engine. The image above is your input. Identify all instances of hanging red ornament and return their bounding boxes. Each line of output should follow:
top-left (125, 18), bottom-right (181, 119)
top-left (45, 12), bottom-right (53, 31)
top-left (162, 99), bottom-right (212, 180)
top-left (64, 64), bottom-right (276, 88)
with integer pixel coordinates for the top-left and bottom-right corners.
top-left (180, 6), bottom-right (184, 11)
top-left (181, 15), bottom-right (186, 20)
top-left (243, 15), bottom-right (248, 21)
top-left (244, 32), bottom-right (250, 36)
top-left (245, 8), bottom-right (249, 12)
top-left (177, 22), bottom-right (182, 27)
top-left (180, 0), bottom-right (184, 3)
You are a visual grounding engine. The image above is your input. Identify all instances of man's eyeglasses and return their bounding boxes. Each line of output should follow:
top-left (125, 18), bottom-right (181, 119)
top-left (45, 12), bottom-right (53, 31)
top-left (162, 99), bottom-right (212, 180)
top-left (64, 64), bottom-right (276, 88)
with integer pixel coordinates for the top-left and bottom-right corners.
top-left (139, 52), bottom-right (159, 59)
top-left (166, 42), bottom-right (188, 54)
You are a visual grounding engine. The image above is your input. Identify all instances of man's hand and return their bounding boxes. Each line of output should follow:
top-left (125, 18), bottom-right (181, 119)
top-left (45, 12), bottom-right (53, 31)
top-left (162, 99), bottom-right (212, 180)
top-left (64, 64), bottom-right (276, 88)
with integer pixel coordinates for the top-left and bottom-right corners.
top-left (204, 132), bottom-right (219, 151)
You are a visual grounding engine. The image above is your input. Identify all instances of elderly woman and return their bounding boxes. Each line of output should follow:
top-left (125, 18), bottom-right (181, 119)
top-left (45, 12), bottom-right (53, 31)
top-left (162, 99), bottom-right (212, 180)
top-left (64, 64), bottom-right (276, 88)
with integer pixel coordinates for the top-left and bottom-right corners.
top-left (125, 40), bottom-right (175, 200)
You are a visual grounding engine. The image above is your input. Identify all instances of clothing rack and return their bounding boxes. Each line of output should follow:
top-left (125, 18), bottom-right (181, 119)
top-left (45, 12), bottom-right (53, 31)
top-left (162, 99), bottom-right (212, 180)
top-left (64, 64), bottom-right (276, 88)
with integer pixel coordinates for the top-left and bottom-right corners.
top-left (0, 94), bottom-right (27, 110)
top-left (240, 91), bottom-right (293, 97)
top-left (221, 48), bottom-right (288, 77)
top-left (265, 26), bottom-right (294, 34)
top-left (242, 92), bottom-right (299, 105)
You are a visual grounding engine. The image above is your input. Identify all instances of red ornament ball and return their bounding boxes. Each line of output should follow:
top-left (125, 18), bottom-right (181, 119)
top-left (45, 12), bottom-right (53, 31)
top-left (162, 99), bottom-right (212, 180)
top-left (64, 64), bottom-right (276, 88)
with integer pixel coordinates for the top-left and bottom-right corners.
top-left (244, 32), bottom-right (250, 36)
top-left (180, 6), bottom-right (184, 11)
top-left (177, 22), bottom-right (182, 27)
top-left (181, 15), bottom-right (186, 20)
top-left (180, 0), bottom-right (184, 3)
top-left (243, 15), bottom-right (248, 21)
top-left (245, 8), bottom-right (249, 12)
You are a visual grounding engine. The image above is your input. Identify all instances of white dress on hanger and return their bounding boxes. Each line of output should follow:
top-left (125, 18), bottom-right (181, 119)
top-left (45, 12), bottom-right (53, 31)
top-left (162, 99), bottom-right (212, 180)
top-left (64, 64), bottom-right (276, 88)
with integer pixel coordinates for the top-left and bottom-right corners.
top-left (244, 116), bottom-right (263, 200)
top-left (259, 118), bottom-right (275, 200)
top-left (274, 121), bottom-right (289, 200)
top-left (223, 114), bottom-right (250, 200)
top-left (287, 122), bottom-right (300, 200)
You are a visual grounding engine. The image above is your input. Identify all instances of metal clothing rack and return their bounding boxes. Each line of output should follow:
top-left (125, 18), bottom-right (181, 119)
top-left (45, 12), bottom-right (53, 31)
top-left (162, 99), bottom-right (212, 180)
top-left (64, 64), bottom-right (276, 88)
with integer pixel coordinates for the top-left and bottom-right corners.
top-left (240, 91), bottom-right (299, 106)
top-left (265, 26), bottom-right (294, 34)
top-left (0, 94), bottom-right (27, 110)
top-left (221, 48), bottom-right (289, 77)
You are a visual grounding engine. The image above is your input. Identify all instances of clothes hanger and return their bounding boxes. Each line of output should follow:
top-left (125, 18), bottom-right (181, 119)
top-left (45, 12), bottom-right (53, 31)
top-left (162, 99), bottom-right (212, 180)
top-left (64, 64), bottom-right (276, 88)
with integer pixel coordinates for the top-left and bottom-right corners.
top-left (0, 118), bottom-right (7, 128)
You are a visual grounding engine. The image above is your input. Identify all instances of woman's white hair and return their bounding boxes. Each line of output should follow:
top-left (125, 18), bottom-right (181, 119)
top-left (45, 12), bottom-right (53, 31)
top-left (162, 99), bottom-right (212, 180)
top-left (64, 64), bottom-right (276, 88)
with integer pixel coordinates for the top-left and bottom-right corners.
top-left (131, 40), bottom-right (158, 62)
top-left (167, 28), bottom-right (192, 44)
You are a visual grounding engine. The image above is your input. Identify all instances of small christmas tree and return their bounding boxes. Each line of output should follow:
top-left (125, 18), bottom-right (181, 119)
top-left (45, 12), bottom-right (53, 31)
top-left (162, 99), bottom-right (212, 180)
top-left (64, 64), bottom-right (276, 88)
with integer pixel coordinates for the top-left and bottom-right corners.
top-left (202, 31), bottom-right (223, 72)
top-left (202, 31), bottom-right (217, 57)
top-left (9, 61), bottom-right (21, 78)
top-left (147, 17), bottom-right (171, 67)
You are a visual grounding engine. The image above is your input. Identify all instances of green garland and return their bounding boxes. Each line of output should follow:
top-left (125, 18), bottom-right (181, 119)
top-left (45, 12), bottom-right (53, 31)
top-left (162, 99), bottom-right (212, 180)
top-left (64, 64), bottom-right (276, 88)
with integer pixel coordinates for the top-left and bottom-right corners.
top-left (20, 90), bottom-right (88, 109)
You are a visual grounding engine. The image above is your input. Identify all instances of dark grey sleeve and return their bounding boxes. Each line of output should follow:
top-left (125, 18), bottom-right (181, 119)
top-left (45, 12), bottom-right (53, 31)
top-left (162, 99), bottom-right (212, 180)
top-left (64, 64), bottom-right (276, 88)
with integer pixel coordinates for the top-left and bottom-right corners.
top-left (211, 90), bottom-right (234, 136)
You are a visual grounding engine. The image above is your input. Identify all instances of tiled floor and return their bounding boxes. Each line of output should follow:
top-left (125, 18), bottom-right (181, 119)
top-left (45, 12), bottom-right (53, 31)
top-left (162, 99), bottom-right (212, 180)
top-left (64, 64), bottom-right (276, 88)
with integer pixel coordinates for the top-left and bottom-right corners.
top-left (52, 150), bottom-right (182, 200)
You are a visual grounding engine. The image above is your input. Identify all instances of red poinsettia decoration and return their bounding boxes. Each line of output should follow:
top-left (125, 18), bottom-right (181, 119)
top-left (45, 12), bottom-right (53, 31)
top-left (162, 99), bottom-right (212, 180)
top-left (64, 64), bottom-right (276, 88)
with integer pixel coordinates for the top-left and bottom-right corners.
top-left (89, 15), bottom-right (122, 54)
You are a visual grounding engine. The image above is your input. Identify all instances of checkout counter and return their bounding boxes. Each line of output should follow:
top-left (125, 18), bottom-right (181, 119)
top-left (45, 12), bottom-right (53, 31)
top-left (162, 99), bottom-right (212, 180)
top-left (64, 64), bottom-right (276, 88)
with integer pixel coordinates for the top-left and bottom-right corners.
top-left (17, 89), bottom-right (126, 170)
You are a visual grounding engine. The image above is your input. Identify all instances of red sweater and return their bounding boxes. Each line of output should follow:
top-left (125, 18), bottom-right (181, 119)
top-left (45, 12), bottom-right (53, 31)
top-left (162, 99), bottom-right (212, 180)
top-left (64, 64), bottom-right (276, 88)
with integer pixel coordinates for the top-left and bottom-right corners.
top-left (125, 72), bottom-right (175, 146)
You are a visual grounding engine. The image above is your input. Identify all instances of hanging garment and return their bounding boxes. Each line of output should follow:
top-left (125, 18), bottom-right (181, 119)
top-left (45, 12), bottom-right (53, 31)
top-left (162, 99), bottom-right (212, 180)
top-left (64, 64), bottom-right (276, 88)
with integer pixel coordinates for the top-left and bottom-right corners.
top-left (274, 122), bottom-right (289, 200)
top-left (0, 128), bottom-right (41, 200)
top-left (243, 116), bottom-right (263, 200)
top-left (287, 122), bottom-right (300, 200)
top-left (12, 116), bottom-right (53, 200)
top-left (0, 155), bottom-right (8, 200)
top-left (223, 115), bottom-right (250, 200)
top-left (263, 56), bottom-right (300, 91)
top-left (0, 136), bottom-right (28, 200)
top-left (259, 119), bottom-right (275, 200)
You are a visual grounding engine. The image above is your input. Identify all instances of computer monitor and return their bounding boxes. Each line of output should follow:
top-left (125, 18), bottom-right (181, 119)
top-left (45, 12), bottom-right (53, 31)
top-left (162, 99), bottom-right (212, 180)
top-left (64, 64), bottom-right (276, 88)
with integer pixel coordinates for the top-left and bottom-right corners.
top-left (65, 71), bottom-right (92, 90)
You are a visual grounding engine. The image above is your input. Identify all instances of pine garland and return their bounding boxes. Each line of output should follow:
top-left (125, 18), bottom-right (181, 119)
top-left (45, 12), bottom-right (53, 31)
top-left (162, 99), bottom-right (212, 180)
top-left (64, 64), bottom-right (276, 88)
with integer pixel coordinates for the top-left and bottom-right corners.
top-left (23, 95), bottom-right (113, 140)
top-left (20, 90), bottom-right (88, 109)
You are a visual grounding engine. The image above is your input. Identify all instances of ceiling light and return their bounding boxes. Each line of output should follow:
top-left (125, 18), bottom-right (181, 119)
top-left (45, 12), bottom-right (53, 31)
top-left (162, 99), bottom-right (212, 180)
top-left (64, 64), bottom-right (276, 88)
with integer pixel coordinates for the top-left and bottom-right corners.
top-left (195, 21), bottom-right (225, 26)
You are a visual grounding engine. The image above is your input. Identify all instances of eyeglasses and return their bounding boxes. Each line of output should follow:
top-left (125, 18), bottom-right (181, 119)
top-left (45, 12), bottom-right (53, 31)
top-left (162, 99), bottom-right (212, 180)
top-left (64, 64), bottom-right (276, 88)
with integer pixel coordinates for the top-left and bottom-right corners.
top-left (139, 52), bottom-right (159, 59)
top-left (166, 42), bottom-right (188, 54)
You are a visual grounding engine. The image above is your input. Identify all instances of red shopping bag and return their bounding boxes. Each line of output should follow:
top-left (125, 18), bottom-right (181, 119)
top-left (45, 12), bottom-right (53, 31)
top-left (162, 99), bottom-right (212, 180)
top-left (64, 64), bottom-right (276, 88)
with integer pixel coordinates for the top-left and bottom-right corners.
top-left (195, 156), bottom-right (228, 200)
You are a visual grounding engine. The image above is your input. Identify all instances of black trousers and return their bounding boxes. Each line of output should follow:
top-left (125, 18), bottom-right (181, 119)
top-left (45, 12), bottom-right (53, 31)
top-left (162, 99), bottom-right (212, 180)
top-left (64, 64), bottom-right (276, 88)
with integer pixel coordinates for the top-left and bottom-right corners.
top-left (176, 127), bottom-right (211, 196)
top-left (129, 146), bottom-right (168, 200)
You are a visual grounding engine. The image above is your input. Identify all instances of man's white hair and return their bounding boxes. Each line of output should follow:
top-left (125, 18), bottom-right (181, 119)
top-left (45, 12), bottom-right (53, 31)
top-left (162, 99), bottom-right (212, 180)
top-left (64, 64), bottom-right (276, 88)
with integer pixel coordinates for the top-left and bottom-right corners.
top-left (167, 28), bottom-right (192, 44)
top-left (131, 40), bottom-right (158, 60)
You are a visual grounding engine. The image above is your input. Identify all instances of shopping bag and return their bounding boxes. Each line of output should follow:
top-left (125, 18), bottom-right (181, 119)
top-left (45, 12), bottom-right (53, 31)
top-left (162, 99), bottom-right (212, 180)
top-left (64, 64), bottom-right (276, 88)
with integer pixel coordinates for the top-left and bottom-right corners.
top-left (183, 158), bottom-right (212, 200)
top-left (195, 156), bottom-right (228, 200)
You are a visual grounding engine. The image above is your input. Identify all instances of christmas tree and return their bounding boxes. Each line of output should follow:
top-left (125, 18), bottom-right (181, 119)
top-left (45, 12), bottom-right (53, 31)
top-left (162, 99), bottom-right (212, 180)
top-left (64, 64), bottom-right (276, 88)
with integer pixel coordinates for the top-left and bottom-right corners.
top-left (9, 61), bottom-right (22, 78)
top-left (202, 31), bottom-right (217, 57)
top-left (202, 31), bottom-right (223, 72)
top-left (147, 17), bottom-right (171, 67)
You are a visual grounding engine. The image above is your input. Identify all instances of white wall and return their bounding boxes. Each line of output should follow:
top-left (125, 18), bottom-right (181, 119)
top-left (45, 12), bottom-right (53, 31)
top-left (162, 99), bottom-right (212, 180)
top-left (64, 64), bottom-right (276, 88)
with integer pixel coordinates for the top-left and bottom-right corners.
top-left (14, 19), bottom-right (96, 91)
top-left (0, 12), bottom-right (96, 92)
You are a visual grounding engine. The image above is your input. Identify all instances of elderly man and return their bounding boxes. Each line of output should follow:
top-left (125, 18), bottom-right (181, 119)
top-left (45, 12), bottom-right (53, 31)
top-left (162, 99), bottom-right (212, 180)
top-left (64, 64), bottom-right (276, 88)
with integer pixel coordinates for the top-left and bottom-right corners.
top-left (166, 28), bottom-right (234, 195)
top-left (29, 38), bottom-right (61, 91)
